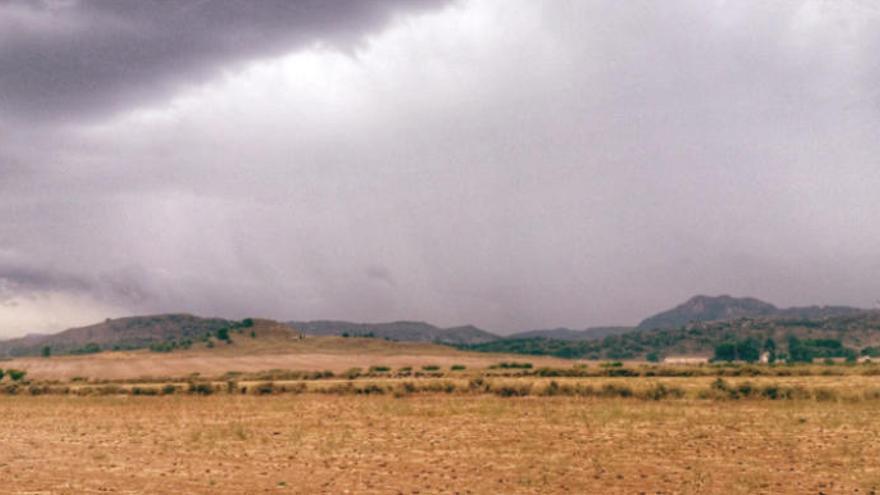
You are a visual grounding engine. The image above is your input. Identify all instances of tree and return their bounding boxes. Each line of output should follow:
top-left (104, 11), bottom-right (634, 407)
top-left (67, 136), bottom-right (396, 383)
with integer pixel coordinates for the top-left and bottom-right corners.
top-left (41, 346), bottom-right (51, 358)
top-left (216, 327), bottom-right (230, 342)
top-left (0, 369), bottom-right (4, 381)
top-left (736, 337), bottom-right (761, 363)
top-left (646, 351), bottom-right (661, 363)
top-left (713, 341), bottom-right (737, 362)
top-left (787, 336), bottom-right (815, 363)
top-left (763, 337), bottom-right (777, 363)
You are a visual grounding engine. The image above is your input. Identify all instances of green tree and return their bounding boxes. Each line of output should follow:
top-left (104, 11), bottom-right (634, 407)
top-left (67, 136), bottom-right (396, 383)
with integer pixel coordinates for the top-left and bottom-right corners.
top-left (713, 341), bottom-right (737, 362)
top-left (763, 337), bottom-right (777, 363)
top-left (787, 336), bottom-right (815, 363)
top-left (41, 346), bottom-right (51, 358)
top-left (646, 351), bottom-right (661, 363)
top-left (216, 327), bottom-right (230, 342)
top-left (736, 337), bottom-right (761, 363)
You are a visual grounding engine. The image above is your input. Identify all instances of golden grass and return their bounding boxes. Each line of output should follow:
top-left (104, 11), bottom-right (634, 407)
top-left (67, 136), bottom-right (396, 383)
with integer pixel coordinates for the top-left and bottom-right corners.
top-left (2, 394), bottom-right (880, 494)
top-left (0, 335), bottom-right (572, 381)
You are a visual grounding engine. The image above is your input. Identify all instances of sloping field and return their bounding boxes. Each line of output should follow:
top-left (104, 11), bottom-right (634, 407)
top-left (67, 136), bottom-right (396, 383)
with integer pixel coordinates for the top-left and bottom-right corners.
top-left (0, 334), bottom-right (569, 381)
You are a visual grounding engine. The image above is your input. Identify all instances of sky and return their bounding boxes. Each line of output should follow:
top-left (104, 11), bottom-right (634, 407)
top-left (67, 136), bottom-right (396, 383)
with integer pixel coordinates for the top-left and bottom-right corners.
top-left (1, 0), bottom-right (879, 337)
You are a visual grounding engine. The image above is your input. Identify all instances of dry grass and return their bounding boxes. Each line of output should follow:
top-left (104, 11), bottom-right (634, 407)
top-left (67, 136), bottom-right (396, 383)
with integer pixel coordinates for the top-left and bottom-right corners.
top-left (0, 336), bottom-right (571, 381)
top-left (2, 394), bottom-right (880, 494)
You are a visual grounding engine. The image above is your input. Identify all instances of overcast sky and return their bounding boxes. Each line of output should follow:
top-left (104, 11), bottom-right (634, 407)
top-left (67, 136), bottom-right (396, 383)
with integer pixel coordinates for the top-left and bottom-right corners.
top-left (1, 0), bottom-right (879, 337)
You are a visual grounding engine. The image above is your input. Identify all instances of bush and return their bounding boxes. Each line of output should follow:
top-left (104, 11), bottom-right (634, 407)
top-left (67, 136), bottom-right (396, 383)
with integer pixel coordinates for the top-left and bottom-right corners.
top-left (161, 384), bottom-right (178, 395)
top-left (468, 377), bottom-right (487, 392)
top-left (342, 367), bottom-right (362, 379)
top-left (599, 383), bottom-right (633, 398)
top-left (421, 365), bottom-right (441, 372)
top-left (450, 364), bottom-right (466, 371)
top-left (639, 383), bottom-right (684, 400)
top-left (368, 365), bottom-right (391, 373)
top-left (253, 382), bottom-right (276, 395)
top-left (187, 382), bottom-right (214, 395)
top-left (491, 383), bottom-right (532, 397)
top-left (493, 362), bottom-right (533, 369)
top-left (394, 381), bottom-right (418, 397)
top-left (7, 369), bottom-right (26, 382)
top-left (355, 383), bottom-right (388, 395)
top-left (132, 386), bottom-right (159, 396)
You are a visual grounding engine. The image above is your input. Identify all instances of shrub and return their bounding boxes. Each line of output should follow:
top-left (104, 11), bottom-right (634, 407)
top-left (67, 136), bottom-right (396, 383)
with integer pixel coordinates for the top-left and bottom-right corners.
top-left (253, 382), bottom-right (276, 395)
top-left (187, 382), bottom-right (214, 395)
top-left (394, 381), bottom-right (418, 397)
top-left (450, 364), bottom-right (466, 371)
top-left (7, 369), bottom-right (26, 382)
top-left (468, 377), bottom-right (487, 392)
top-left (639, 383), bottom-right (684, 400)
top-left (0, 369), bottom-right (4, 380)
top-left (490, 362), bottom-right (533, 370)
top-left (355, 383), bottom-right (387, 395)
top-left (342, 367), bottom-right (362, 380)
top-left (162, 384), bottom-right (178, 395)
top-left (604, 368), bottom-right (639, 377)
top-left (368, 365), bottom-right (391, 373)
top-left (132, 386), bottom-right (159, 396)
top-left (600, 383), bottom-right (633, 398)
top-left (421, 365), bottom-right (441, 371)
top-left (492, 383), bottom-right (532, 397)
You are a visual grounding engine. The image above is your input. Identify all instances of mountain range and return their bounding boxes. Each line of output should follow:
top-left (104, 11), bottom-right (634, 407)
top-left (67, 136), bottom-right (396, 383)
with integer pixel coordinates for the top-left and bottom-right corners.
top-left (636, 294), bottom-right (865, 331)
top-left (0, 294), bottom-right (871, 357)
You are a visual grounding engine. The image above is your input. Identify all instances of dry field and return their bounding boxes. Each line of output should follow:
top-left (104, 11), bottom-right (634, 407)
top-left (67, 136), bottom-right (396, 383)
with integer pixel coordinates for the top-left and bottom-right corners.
top-left (0, 335), bottom-right (571, 381)
top-left (2, 392), bottom-right (880, 494)
top-left (3, 342), bottom-right (880, 494)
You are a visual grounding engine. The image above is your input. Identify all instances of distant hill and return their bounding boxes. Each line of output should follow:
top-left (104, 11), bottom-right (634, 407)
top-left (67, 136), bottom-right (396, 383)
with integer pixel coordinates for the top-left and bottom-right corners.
top-left (0, 314), bottom-right (241, 357)
top-left (637, 295), bottom-right (865, 330)
top-left (286, 320), bottom-right (499, 345)
top-left (507, 326), bottom-right (633, 341)
top-left (462, 311), bottom-right (880, 361)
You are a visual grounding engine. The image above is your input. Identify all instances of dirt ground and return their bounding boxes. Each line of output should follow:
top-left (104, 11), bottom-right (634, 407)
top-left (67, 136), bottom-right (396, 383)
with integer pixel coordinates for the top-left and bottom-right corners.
top-left (2, 394), bottom-right (879, 494)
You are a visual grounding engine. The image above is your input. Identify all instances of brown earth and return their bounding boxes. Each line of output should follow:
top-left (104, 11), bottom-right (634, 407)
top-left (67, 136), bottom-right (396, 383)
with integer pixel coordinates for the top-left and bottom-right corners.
top-left (1, 394), bottom-right (879, 494)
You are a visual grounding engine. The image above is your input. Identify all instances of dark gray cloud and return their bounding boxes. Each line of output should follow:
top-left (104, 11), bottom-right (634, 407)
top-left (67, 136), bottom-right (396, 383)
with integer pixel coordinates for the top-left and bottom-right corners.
top-left (1, 0), bottom-right (880, 336)
top-left (0, 0), bottom-right (447, 122)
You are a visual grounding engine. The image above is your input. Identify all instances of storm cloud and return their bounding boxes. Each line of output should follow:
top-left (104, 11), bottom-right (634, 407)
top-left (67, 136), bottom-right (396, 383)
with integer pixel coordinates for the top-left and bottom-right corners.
top-left (0, 0), bottom-right (447, 122)
top-left (1, 0), bottom-right (880, 336)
